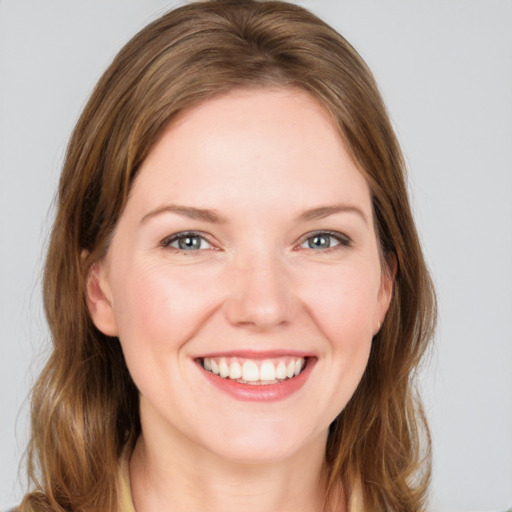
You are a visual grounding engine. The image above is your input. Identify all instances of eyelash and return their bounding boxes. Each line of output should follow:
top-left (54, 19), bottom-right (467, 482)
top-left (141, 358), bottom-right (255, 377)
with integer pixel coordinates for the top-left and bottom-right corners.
top-left (160, 230), bottom-right (352, 253)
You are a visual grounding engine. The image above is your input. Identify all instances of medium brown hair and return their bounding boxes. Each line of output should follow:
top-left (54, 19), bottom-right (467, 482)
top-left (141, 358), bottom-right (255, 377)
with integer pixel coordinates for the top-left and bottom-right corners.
top-left (21, 1), bottom-right (436, 511)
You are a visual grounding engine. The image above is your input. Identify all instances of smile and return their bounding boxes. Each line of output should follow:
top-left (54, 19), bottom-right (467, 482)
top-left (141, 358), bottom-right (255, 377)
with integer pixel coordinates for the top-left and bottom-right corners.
top-left (199, 356), bottom-right (307, 385)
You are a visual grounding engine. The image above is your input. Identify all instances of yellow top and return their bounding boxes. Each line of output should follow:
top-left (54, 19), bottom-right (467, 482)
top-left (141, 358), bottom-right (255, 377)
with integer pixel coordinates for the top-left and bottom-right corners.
top-left (118, 451), bottom-right (136, 512)
top-left (116, 451), bottom-right (365, 512)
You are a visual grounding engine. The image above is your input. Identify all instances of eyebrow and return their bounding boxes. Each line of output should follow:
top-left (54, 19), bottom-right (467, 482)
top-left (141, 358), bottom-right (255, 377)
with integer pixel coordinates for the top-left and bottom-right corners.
top-left (296, 204), bottom-right (368, 224)
top-left (140, 203), bottom-right (368, 225)
top-left (140, 204), bottom-right (227, 224)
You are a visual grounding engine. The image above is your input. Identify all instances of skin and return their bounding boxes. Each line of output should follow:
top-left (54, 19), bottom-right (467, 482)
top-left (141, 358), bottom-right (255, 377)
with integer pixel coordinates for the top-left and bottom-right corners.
top-left (87, 87), bottom-right (393, 512)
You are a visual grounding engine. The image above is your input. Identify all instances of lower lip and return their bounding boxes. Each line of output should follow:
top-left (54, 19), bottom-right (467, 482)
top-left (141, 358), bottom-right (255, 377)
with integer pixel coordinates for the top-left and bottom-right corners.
top-left (197, 359), bottom-right (315, 402)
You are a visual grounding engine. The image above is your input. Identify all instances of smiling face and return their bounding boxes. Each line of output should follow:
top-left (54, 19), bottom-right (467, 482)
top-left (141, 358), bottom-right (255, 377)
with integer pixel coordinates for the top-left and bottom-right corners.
top-left (86, 88), bottom-right (393, 465)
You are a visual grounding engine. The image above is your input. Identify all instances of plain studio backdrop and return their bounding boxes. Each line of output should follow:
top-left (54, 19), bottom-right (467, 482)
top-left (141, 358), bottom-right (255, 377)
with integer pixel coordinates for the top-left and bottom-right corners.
top-left (0, 1), bottom-right (511, 511)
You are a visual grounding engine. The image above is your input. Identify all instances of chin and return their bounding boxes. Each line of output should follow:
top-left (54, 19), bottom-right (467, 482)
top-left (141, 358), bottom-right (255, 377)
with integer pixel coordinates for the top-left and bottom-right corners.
top-left (201, 419), bottom-right (326, 466)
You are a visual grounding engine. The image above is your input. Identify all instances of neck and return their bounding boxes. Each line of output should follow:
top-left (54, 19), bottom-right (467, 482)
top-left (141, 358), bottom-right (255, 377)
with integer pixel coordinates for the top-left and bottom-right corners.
top-left (129, 421), bottom-right (332, 512)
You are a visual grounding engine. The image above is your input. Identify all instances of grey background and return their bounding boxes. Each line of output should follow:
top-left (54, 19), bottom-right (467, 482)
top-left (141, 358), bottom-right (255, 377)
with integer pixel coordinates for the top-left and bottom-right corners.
top-left (1, 1), bottom-right (511, 510)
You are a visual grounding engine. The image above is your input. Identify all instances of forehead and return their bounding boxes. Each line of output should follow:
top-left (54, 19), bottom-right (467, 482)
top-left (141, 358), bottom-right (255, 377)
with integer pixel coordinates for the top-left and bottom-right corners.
top-left (130, 87), bottom-right (372, 217)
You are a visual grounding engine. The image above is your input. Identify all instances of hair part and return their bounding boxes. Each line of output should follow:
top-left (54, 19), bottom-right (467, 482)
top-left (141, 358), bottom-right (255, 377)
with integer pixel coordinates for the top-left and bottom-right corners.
top-left (21, 1), bottom-right (436, 511)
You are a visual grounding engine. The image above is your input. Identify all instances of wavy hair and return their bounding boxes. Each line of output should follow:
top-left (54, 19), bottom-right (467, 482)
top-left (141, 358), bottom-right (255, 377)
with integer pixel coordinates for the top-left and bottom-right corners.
top-left (20, 1), bottom-right (436, 511)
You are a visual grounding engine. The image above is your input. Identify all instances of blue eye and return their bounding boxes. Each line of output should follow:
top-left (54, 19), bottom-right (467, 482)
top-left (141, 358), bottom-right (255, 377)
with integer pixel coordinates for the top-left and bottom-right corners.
top-left (300, 232), bottom-right (349, 250)
top-left (162, 232), bottom-right (212, 251)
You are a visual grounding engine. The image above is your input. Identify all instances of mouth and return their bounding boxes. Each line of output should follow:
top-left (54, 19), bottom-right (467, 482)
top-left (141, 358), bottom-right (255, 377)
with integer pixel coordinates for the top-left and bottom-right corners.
top-left (194, 351), bottom-right (315, 402)
top-left (197, 355), bottom-right (308, 386)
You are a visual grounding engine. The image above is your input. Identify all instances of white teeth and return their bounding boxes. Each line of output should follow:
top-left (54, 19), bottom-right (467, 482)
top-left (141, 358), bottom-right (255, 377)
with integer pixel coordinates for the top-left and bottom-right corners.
top-left (276, 361), bottom-right (287, 379)
top-left (286, 360), bottom-right (295, 379)
top-left (229, 361), bottom-right (242, 380)
top-left (219, 359), bottom-right (229, 378)
top-left (260, 360), bottom-right (276, 381)
top-left (201, 356), bottom-right (307, 383)
top-left (242, 361), bottom-right (260, 382)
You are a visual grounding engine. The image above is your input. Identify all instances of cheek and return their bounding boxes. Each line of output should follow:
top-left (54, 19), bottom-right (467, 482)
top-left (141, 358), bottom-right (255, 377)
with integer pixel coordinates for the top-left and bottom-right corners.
top-left (109, 261), bottom-right (224, 406)
top-left (296, 265), bottom-right (378, 423)
top-left (299, 264), bottom-right (380, 345)
top-left (111, 261), bottom-right (221, 352)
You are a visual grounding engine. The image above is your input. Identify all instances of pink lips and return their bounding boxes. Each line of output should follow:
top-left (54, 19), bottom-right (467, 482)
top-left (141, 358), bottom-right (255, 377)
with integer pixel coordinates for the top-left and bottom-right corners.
top-left (196, 352), bottom-right (315, 402)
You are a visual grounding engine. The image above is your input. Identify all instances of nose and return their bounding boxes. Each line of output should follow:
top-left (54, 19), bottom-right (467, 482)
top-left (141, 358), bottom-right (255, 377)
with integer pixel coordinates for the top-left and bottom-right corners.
top-left (223, 252), bottom-right (297, 330)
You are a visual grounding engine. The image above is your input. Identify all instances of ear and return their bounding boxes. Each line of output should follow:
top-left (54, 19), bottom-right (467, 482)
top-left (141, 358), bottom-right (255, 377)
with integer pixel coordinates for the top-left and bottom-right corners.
top-left (85, 259), bottom-right (118, 336)
top-left (375, 252), bottom-right (397, 334)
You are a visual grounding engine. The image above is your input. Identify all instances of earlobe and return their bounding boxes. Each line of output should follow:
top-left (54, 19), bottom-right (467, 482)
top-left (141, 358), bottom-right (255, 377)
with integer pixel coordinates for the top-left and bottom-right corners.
top-left (85, 260), bottom-right (118, 336)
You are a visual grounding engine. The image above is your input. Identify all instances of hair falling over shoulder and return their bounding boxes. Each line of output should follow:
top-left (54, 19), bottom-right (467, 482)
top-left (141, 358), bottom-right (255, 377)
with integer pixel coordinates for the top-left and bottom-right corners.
top-left (19, 1), bottom-right (436, 511)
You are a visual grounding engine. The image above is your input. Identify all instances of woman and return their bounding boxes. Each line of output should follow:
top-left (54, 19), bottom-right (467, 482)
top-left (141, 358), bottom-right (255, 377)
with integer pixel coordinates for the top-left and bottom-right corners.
top-left (18, 1), bottom-right (436, 511)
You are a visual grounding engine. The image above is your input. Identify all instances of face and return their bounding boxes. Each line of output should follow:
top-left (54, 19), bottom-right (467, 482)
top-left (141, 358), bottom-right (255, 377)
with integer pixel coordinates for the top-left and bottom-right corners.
top-left (87, 88), bottom-right (393, 464)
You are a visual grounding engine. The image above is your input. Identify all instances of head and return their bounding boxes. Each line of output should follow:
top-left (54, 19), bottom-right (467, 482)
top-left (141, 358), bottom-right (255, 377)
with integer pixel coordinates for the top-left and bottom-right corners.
top-left (26, 1), bottom-right (436, 511)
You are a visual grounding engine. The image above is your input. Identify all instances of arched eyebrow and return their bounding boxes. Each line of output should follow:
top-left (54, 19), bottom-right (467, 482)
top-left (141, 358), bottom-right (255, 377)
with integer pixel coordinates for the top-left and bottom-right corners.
top-left (140, 203), bottom-right (368, 225)
top-left (296, 205), bottom-right (368, 225)
top-left (140, 204), bottom-right (227, 224)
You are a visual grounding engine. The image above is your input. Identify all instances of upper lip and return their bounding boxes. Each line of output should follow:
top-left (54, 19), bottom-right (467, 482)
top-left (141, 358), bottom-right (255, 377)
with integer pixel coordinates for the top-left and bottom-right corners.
top-left (194, 349), bottom-right (315, 360)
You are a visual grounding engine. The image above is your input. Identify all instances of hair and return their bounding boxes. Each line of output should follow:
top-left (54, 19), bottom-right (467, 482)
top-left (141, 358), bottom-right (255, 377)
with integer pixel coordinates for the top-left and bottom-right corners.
top-left (20, 1), bottom-right (436, 511)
